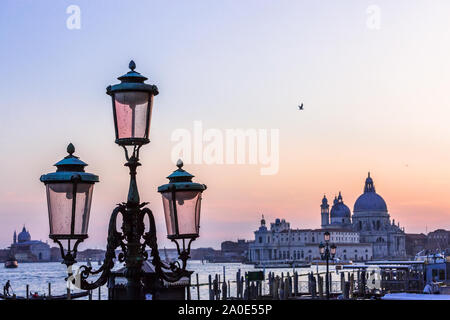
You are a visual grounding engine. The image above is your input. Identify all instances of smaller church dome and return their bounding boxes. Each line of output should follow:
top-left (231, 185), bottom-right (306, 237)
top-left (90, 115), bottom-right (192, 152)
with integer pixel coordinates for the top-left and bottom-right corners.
top-left (17, 226), bottom-right (31, 243)
top-left (330, 192), bottom-right (351, 218)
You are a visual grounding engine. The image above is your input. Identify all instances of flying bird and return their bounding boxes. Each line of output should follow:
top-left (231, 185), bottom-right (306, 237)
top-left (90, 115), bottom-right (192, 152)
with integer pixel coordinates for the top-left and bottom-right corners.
top-left (298, 103), bottom-right (304, 110)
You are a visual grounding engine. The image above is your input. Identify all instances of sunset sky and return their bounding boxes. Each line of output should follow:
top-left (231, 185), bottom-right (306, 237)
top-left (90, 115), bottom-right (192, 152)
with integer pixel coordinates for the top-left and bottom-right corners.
top-left (0, 0), bottom-right (449, 250)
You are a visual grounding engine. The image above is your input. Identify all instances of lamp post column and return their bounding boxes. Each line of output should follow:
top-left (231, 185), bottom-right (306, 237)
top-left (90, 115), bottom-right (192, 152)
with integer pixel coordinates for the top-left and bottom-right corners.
top-left (122, 155), bottom-right (145, 300)
top-left (325, 244), bottom-right (330, 300)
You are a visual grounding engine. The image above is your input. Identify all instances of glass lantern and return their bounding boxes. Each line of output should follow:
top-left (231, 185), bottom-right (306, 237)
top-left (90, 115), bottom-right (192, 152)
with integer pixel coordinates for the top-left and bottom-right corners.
top-left (158, 160), bottom-right (207, 240)
top-left (330, 244), bottom-right (337, 256)
top-left (106, 60), bottom-right (159, 146)
top-left (40, 144), bottom-right (99, 241)
top-left (324, 231), bottom-right (330, 242)
top-left (319, 243), bottom-right (325, 255)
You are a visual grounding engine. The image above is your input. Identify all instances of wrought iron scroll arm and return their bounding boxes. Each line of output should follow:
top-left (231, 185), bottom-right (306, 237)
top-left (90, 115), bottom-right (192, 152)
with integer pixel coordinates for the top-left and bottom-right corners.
top-left (67, 205), bottom-right (125, 290)
top-left (141, 207), bottom-right (191, 283)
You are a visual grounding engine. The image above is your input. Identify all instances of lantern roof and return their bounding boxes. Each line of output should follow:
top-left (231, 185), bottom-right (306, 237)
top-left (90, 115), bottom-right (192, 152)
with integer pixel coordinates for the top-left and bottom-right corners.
top-left (40, 143), bottom-right (99, 183)
top-left (106, 60), bottom-right (159, 96)
top-left (158, 160), bottom-right (207, 192)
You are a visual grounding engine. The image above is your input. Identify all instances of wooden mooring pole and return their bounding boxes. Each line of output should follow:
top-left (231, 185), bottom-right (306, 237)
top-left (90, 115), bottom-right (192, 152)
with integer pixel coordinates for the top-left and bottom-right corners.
top-left (294, 271), bottom-right (298, 296)
top-left (318, 275), bottom-right (323, 298)
top-left (196, 273), bottom-right (200, 300)
top-left (208, 274), bottom-right (213, 300)
top-left (187, 276), bottom-right (191, 300)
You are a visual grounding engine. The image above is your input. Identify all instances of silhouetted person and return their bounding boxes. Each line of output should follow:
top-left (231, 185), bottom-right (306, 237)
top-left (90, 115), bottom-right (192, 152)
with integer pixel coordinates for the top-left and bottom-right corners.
top-left (4, 280), bottom-right (11, 296)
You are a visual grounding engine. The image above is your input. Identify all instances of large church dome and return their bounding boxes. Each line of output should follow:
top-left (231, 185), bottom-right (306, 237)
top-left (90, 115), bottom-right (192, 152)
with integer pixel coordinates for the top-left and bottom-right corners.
top-left (353, 173), bottom-right (387, 213)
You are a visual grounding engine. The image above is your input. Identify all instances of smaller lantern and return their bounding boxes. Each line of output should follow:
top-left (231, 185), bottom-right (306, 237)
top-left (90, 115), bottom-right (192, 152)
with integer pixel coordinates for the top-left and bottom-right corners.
top-left (106, 60), bottom-right (159, 146)
top-left (330, 243), bottom-right (337, 256)
top-left (40, 143), bottom-right (99, 241)
top-left (324, 231), bottom-right (330, 242)
top-left (319, 243), bottom-right (325, 256)
top-left (158, 160), bottom-right (207, 240)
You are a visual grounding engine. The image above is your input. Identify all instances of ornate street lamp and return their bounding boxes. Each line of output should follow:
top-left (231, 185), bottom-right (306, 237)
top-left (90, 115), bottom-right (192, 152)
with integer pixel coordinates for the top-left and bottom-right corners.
top-left (330, 243), bottom-right (337, 256)
top-left (40, 143), bottom-right (99, 266)
top-left (319, 243), bottom-right (325, 256)
top-left (319, 232), bottom-right (337, 300)
top-left (40, 61), bottom-right (206, 300)
top-left (158, 159), bottom-right (207, 268)
top-left (106, 60), bottom-right (158, 147)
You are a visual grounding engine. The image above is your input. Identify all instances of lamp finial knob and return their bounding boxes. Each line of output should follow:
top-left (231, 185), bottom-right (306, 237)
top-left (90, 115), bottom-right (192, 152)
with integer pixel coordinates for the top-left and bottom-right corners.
top-left (129, 60), bottom-right (136, 71)
top-left (176, 159), bottom-right (184, 169)
top-left (67, 143), bottom-right (75, 156)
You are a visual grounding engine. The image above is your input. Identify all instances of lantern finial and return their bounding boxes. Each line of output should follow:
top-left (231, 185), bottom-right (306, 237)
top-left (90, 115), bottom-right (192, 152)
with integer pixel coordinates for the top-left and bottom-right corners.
top-left (129, 60), bottom-right (136, 71)
top-left (176, 159), bottom-right (184, 169)
top-left (67, 143), bottom-right (75, 156)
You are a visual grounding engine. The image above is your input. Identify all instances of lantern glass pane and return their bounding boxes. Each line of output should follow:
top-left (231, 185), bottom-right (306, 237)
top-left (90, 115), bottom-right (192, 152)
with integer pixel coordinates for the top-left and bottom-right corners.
top-left (161, 191), bottom-right (202, 238)
top-left (175, 191), bottom-right (201, 236)
top-left (74, 183), bottom-right (94, 235)
top-left (162, 192), bottom-right (176, 236)
top-left (114, 92), bottom-right (152, 140)
top-left (46, 183), bottom-right (94, 237)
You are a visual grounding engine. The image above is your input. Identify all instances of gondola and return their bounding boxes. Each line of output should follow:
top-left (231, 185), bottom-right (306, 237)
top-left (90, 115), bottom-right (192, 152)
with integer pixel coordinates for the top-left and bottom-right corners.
top-left (0, 291), bottom-right (90, 300)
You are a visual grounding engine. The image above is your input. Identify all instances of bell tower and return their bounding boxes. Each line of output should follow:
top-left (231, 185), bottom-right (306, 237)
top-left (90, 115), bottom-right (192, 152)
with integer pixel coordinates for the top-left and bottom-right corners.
top-left (321, 195), bottom-right (330, 228)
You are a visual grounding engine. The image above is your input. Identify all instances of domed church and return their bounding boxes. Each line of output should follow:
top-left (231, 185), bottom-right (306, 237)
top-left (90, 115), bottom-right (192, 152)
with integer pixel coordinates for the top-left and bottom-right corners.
top-left (321, 173), bottom-right (406, 259)
top-left (321, 192), bottom-right (352, 229)
top-left (10, 226), bottom-right (51, 262)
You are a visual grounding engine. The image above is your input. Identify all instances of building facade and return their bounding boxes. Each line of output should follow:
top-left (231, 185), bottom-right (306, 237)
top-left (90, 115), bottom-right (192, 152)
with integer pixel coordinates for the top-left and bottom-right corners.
top-left (10, 226), bottom-right (51, 262)
top-left (248, 173), bottom-right (406, 262)
top-left (405, 233), bottom-right (427, 257)
top-left (426, 229), bottom-right (449, 250)
top-left (248, 216), bottom-right (372, 263)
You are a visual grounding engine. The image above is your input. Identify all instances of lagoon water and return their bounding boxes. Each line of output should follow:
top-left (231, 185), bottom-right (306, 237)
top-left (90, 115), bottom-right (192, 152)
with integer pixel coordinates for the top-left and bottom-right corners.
top-left (0, 260), bottom-right (340, 300)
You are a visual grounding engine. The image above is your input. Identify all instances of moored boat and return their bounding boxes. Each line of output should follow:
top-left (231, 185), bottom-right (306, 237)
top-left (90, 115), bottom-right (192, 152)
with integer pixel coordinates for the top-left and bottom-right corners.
top-left (0, 291), bottom-right (90, 300)
top-left (4, 251), bottom-right (18, 268)
top-left (4, 260), bottom-right (18, 268)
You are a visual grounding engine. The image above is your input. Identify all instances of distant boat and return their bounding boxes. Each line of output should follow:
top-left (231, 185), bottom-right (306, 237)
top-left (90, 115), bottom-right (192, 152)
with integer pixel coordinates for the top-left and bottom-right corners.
top-left (414, 250), bottom-right (446, 264)
top-left (4, 251), bottom-right (18, 269)
top-left (254, 260), bottom-right (311, 269)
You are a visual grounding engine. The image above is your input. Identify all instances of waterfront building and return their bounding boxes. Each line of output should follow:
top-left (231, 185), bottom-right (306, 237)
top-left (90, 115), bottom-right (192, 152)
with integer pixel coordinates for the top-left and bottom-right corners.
top-left (248, 173), bottom-right (406, 262)
top-left (248, 216), bottom-right (372, 262)
top-left (405, 233), bottom-right (427, 257)
top-left (220, 239), bottom-right (249, 260)
top-left (426, 229), bottom-right (449, 250)
top-left (10, 226), bottom-right (51, 262)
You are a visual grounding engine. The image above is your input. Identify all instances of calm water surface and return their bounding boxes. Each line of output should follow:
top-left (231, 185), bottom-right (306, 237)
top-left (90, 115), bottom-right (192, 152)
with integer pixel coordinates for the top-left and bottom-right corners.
top-left (0, 261), bottom-right (341, 300)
